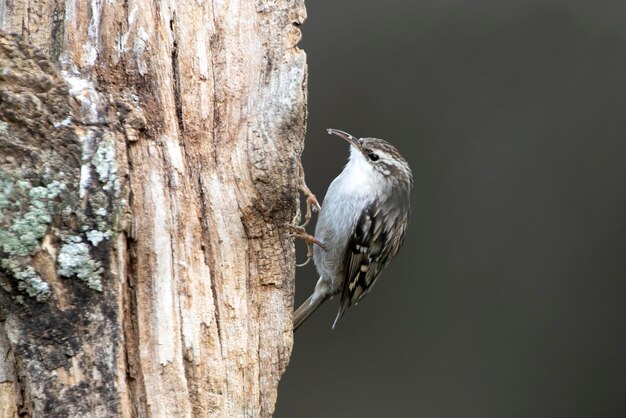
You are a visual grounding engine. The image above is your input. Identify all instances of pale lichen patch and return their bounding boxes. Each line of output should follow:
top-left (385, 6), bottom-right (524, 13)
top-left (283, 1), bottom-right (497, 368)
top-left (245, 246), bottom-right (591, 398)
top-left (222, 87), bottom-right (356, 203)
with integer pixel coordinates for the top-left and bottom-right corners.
top-left (86, 230), bottom-right (111, 247)
top-left (92, 134), bottom-right (119, 193)
top-left (14, 266), bottom-right (51, 301)
top-left (57, 236), bottom-right (103, 291)
top-left (0, 260), bottom-right (51, 302)
top-left (0, 178), bottom-right (69, 301)
top-left (0, 179), bottom-right (66, 257)
top-left (1, 67), bottom-right (119, 299)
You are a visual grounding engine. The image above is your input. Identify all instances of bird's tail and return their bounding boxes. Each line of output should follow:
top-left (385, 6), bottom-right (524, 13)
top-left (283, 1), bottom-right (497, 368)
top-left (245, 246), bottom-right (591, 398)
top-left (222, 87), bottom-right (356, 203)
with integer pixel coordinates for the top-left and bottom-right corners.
top-left (293, 294), bottom-right (326, 331)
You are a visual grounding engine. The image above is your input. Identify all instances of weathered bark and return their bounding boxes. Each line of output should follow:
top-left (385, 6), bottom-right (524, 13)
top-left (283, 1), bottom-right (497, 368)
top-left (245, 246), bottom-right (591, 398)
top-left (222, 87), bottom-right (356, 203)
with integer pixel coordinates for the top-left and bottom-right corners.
top-left (0, 0), bottom-right (306, 416)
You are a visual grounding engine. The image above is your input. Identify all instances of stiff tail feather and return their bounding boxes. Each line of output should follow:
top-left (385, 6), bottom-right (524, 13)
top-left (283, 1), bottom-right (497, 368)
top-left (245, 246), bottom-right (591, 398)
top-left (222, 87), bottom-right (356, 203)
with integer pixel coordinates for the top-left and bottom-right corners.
top-left (293, 294), bottom-right (326, 331)
top-left (331, 304), bottom-right (348, 330)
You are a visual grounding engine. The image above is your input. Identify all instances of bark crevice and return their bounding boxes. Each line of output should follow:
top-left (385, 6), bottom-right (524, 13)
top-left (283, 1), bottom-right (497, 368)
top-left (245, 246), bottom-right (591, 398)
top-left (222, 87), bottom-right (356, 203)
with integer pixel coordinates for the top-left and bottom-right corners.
top-left (169, 13), bottom-right (184, 134)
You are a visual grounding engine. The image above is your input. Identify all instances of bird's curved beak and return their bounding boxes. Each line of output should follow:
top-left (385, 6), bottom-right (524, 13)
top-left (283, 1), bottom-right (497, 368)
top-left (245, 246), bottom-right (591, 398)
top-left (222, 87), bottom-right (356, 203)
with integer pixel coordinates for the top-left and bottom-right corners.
top-left (327, 128), bottom-right (361, 148)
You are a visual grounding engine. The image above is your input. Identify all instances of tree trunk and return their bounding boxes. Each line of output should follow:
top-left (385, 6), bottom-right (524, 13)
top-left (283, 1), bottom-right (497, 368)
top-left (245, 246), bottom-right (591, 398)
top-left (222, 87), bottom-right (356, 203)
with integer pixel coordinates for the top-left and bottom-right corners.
top-left (0, 1), bottom-right (306, 416)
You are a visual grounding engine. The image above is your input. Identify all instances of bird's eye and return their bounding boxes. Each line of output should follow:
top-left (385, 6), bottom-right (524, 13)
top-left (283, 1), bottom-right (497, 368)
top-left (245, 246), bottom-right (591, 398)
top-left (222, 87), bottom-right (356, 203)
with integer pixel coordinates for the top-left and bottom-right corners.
top-left (368, 152), bottom-right (380, 162)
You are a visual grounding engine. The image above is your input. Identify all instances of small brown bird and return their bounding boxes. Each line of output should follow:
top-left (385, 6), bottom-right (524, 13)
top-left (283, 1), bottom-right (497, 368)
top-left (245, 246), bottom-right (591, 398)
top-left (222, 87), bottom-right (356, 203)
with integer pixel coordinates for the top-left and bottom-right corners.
top-left (294, 129), bottom-right (413, 330)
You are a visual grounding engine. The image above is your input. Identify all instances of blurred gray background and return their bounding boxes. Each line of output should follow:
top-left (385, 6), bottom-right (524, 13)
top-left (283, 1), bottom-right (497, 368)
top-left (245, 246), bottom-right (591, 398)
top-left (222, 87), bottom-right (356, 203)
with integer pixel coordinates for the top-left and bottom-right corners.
top-left (276, 1), bottom-right (626, 417)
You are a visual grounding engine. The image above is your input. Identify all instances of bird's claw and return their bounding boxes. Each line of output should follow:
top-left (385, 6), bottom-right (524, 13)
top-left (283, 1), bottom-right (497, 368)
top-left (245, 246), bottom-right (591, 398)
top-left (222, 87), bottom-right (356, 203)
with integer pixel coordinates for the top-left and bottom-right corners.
top-left (298, 184), bottom-right (321, 228)
top-left (285, 224), bottom-right (326, 267)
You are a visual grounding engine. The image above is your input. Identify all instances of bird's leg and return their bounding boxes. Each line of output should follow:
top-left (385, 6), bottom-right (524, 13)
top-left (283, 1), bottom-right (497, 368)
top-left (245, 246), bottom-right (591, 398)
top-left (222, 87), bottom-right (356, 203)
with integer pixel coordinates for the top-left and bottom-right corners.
top-left (287, 161), bottom-right (323, 266)
top-left (299, 184), bottom-right (321, 228)
top-left (297, 167), bottom-right (321, 228)
top-left (286, 224), bottom-right (326, 267)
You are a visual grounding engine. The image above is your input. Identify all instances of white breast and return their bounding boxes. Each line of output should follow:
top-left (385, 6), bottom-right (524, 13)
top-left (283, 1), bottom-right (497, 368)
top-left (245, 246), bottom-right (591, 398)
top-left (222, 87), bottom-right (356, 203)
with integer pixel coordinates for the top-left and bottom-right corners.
top-left (312, 146), bottom-right (377, 289)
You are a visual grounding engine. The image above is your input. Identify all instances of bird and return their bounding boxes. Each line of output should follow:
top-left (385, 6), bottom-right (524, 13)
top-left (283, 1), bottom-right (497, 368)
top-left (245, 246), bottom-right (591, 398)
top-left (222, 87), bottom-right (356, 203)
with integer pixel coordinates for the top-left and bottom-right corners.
top-left (294, 129), bottom-right (413, 330)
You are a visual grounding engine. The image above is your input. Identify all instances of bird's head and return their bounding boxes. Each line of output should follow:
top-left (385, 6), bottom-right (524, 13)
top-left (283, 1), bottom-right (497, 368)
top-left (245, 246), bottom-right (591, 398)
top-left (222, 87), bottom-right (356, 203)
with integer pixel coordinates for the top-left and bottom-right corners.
top-left (327, 128), bottom-right (413, 187)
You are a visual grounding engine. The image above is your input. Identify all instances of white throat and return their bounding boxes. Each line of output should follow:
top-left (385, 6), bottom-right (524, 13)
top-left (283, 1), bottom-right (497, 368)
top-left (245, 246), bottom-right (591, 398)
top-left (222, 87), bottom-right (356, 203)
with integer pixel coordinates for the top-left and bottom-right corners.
top-left (340, 145), bottom-right (375, 191)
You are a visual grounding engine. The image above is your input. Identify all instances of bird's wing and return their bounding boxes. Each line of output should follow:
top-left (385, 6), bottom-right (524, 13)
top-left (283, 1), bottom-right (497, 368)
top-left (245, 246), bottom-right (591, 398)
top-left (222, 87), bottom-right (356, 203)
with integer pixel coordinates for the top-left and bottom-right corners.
top-left (333, 200), bottom-right (408, 328)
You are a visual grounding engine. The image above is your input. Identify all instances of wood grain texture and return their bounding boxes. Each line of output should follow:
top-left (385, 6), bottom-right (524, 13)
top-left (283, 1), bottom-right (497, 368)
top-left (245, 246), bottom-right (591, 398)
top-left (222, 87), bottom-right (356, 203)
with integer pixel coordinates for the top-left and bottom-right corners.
top-left (0, 0), bottom-right (307, 416)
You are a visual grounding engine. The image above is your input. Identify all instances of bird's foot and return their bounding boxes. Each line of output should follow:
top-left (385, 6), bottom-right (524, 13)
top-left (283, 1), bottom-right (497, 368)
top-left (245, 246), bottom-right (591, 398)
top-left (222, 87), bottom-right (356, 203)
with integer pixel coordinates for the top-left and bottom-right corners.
top-left (286, 224), bottom-right (326, 267)
top-left (297, 183), bottom-right (321, 228)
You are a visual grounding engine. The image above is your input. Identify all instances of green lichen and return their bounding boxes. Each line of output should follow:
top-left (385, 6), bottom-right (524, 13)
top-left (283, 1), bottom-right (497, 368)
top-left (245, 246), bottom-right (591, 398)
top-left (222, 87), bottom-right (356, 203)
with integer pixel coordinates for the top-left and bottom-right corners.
top-left (0, 180), bottom-right (65, 257)
top-left (0, 178), bottom-right (66, 301)
top-left (1, 103), bottom-right (120, 302)
top-left (0, 172), bottom-right (109, 297)
top-left (86, 229), bottom-right (111, 247)
top-left (57, 236), bottom-right (103, 291)
top-left (0, 67), bottom-right (125, 303)
top-left (91, 134), bottom-right (119, 194)
top-left (15, 266), bottom-right (51, 301)
top-left (0, 178), bottom-right (11, 210)
top-left (45, 131), bottom-right (119, 293)
top-left (89, 191), bottom-right (111, 231)
top-left (0, 259), bottom-right (51, 301)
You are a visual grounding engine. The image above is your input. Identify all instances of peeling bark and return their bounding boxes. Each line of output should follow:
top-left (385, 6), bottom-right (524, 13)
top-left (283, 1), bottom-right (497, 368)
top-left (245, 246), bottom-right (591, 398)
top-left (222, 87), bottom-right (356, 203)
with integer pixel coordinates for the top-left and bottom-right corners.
top-left (0, 0), bottom-right (306, 416)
